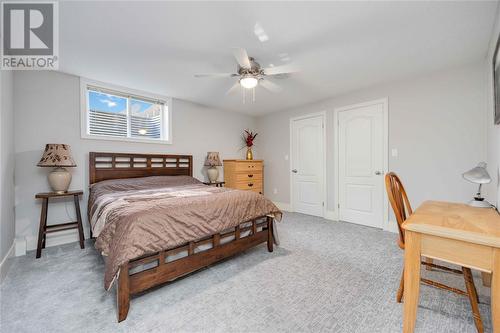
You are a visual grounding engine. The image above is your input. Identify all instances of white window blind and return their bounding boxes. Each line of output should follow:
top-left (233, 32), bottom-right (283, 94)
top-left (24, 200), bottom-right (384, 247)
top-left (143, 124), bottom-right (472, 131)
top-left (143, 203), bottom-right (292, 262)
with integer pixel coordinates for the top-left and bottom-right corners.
top-left (81, 81), bottom-right (171, 144)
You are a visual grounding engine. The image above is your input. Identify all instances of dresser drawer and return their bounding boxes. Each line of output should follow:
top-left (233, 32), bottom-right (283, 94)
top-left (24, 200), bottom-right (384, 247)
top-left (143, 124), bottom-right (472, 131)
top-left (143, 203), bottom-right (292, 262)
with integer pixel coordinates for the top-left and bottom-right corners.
top-left (236, 179), bottom-right (262, 190)
top-left (235, 173), bottom-right (262, 182)
top-left (248, 187), bottom-right (263, 194)
top-left (235, 162), bottom-right (262, 172)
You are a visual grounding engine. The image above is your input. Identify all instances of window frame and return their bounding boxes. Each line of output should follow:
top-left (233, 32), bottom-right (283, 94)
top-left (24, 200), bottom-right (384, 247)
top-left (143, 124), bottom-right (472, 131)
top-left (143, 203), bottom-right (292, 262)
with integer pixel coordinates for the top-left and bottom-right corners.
top-left (80, 78), bottom-right (172, 144)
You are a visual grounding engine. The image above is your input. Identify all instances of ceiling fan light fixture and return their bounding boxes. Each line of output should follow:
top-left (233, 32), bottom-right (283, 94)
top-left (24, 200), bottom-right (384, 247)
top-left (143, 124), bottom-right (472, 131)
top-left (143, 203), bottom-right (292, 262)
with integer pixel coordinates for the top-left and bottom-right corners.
top-left (240, 76), bottom-right (258, 89)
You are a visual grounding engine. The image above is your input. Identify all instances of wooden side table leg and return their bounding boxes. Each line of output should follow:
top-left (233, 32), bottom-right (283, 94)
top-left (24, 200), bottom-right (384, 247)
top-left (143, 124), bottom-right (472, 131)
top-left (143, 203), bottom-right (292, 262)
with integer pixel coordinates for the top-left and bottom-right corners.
top-left (36, 198), bottom-right (48, 258)
top-left (74, 194), bottom-right (85, 249)
top-left (492, 249), bottom-right (500, 332)
top-left (42, 216), bottom-right (47, 249)
top-left (403, 231), bottom-right (421, 333)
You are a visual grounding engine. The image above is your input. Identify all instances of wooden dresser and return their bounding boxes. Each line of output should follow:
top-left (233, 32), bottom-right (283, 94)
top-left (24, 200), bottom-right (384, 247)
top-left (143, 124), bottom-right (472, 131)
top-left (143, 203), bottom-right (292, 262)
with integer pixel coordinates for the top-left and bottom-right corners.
top-left (223, 160), bottom-right (263, 194)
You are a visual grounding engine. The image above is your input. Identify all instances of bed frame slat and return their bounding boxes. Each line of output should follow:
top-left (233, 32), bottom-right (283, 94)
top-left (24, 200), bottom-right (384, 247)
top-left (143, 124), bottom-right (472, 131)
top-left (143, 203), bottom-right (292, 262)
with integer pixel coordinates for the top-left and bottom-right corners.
top-left (127, 218), bottom-right (273, 295)
top-left (89, 152), bottom-right (193, 184)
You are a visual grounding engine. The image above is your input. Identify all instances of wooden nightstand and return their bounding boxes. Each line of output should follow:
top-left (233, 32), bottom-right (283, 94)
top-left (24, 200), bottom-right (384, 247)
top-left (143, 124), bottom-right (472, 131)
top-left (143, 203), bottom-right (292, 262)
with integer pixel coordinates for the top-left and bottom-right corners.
top-left (203, 181), bottom-right (225, 187)
top-left (34, 190), bottom-right (85, 258)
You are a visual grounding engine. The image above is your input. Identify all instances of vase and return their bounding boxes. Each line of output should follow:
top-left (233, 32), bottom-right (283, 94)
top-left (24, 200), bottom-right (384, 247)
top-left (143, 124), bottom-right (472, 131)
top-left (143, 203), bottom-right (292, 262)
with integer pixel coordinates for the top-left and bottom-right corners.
top-left (48, 167), bottom-right (72, 193)
top-left (207, 166), bottom-right (219, 183)
top-left (246, 147), bottom-right (253, 160)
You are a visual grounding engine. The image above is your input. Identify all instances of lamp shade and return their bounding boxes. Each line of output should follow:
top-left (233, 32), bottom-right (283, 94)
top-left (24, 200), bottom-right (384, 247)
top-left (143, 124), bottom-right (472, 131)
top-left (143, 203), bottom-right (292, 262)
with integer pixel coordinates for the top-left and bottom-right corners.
top-left (462, 162), bottom-right (491, 184)
top-left (37, 144), bottom-right (76, 167)
top-left (204, 152), bottom-right (222, 167)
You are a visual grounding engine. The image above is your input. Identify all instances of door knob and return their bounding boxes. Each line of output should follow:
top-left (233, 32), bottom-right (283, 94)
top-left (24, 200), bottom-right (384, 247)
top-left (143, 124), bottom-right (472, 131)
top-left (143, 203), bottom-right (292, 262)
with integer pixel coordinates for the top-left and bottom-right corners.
top-left (375, 171), bottom-right (382, 175)
top-left (292, 169), bottom-right (298, 173)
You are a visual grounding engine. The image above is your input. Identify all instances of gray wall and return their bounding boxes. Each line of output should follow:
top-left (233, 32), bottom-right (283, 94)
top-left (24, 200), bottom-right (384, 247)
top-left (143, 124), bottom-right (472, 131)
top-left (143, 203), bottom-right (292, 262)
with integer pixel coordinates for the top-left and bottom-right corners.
top-left (11, 60), bottom-right (493, 252)
top-left (14, 71), bottom-right (256, 251)
top-left (485, 6), bottom-right (500, 209)
top-left (256, 62), bottom-right (487, 219)
top-left (1, 70), bottom-right (16, 266)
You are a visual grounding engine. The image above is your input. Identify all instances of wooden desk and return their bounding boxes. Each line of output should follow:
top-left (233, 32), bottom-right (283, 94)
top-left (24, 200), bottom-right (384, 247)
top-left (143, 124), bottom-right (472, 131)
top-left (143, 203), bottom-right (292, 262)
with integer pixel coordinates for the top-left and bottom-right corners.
top-left (402, 201), bottom-right (500, 332)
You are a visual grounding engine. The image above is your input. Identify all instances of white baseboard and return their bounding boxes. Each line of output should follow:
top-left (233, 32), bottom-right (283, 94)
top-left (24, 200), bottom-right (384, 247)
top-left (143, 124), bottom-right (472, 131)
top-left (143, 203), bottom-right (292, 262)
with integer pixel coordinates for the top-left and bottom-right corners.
top-left (15, 229), bottom-right (80, 256)
top-left (324, 210), bottom-right (338, 221)
top-left (26, 229), bottom-right (79, 251)
top-left (273, 203), bottom-right (338, 221)
top-left (273, 201), bottom-right (292, 212)
top-left (0, 241), bottom-right (15, 283)
top-left (384, 220), bottom-right (398, 234)
top-left (15, 237), bottom-right (26, 256)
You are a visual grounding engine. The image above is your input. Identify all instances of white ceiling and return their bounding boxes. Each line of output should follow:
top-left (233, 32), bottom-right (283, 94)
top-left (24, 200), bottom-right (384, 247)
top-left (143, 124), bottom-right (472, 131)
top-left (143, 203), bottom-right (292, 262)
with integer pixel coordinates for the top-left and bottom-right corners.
top-left (60, 1), bottom-right (498, 115)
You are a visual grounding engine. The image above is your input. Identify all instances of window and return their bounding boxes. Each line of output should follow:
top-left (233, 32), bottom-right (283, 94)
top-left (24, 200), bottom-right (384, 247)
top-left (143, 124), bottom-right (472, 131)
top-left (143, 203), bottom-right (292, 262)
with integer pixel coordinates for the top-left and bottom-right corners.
top-left (81, 79), bottom-right (171, 144)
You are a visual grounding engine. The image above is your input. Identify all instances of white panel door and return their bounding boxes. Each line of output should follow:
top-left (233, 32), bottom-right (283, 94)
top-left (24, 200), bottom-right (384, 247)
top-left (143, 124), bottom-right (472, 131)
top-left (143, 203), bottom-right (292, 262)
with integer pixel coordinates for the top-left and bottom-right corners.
top-left (291, 115), bottom-right (325, 217)
top-left (338, 103), bottom-right (384, 228)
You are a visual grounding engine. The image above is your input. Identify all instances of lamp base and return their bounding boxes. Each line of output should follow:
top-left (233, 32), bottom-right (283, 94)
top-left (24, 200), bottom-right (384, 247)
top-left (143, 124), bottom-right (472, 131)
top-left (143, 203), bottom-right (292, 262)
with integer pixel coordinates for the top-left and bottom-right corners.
top-left (48, 167), bottom-right (72, 193)
top-left (467, 198), bottom-right (492, 208)
top-left (207, 166), bottom-right (219, 183)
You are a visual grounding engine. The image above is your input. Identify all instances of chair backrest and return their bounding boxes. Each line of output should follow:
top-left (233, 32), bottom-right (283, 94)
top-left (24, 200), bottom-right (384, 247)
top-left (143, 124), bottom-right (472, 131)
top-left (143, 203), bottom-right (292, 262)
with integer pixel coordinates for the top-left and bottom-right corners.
top-left (385, 172), bottom-right (413, 249)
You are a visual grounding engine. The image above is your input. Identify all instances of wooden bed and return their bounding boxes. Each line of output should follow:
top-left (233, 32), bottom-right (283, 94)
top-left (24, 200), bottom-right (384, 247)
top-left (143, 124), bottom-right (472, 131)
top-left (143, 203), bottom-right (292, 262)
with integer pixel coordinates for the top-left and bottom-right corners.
top-left (89, 152), bottom-right (274, 322)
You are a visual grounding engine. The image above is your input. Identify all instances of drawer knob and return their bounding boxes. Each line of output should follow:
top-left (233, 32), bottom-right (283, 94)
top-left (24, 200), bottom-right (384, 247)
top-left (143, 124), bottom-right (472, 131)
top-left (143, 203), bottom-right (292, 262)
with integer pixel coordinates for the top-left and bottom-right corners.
top-left (248, 183), bottom-right (254, 187)
top-left (248, 174), bottom-right (253, 178)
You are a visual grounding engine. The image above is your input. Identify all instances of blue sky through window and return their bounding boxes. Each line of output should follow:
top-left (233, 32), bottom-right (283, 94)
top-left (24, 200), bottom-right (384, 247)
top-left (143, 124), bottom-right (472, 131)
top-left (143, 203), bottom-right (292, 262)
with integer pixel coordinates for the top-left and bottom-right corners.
top-left (131, 99), bottom-right (153, 115)
top-left (88, 90), bottom-right (127, 113)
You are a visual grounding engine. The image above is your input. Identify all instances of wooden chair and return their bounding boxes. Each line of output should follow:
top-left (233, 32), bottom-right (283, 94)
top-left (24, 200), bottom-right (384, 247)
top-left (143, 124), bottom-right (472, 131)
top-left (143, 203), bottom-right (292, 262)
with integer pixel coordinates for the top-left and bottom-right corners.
top-left (385, 172), bottom-right (483, 332)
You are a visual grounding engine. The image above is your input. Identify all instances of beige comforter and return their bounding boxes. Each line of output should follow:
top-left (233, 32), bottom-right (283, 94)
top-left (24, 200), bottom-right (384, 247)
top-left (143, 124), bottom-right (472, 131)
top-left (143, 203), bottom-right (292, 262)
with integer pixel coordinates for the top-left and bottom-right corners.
top-left (88, 176), bottom-right (282, 290)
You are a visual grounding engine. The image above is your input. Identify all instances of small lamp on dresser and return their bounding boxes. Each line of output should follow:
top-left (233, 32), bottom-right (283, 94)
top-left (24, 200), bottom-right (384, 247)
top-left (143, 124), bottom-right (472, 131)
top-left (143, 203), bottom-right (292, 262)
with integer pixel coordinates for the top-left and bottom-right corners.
top-left (204, 152), bottom-right (222, 183)
top-left (37, 144), bottom-right (76, 193)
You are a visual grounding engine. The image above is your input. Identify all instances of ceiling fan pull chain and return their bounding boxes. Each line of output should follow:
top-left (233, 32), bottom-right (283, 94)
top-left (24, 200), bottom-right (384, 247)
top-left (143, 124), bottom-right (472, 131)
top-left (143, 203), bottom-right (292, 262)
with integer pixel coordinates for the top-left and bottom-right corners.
top-left (243, 88), bottom-right (246, 104)
top-left (252, 87), bottom-right (255, 103)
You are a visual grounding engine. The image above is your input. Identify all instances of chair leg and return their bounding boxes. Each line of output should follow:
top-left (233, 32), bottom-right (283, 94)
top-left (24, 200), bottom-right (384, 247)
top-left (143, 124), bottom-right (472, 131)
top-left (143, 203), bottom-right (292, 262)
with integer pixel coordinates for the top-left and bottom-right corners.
top-left (472, 277), bottom-right (480, 304)
top-left (425, 257), bottom-right (433, 271)
top-left (462, 267), bottom-right (483, 333)
top-left (397, 268), bottom-right (404, 303)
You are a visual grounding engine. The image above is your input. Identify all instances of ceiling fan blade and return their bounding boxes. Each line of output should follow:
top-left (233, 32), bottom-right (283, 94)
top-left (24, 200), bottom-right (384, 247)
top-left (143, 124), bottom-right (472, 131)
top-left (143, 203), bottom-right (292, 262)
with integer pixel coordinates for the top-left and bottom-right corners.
top-left (260, 79), bottom-right (282, 93)
top-left (232, 48), bottom-right (251, 69)
top-left (194, 73), bottom-right (238, 78)
top-left (225, 82), bottom-right (241, 95)
top-left (263, 63), bottom-right (299, 76)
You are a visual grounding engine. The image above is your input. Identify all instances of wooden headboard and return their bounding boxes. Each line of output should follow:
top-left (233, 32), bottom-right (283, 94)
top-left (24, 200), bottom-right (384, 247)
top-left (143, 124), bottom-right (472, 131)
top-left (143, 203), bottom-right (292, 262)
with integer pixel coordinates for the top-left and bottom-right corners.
top-left (89, 152), bottom-right (193, 184)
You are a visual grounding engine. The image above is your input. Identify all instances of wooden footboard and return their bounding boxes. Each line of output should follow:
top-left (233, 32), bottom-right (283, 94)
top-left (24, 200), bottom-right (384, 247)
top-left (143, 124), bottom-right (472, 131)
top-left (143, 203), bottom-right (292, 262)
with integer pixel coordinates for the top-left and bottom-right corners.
top-left (117, 215), bottom-right (274, 322)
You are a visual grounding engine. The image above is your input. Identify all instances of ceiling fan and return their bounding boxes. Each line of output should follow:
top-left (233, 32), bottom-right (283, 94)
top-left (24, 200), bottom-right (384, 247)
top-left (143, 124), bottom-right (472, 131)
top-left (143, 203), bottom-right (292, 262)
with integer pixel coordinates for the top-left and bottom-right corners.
top-left (194, 48), bottom-right (298, 97)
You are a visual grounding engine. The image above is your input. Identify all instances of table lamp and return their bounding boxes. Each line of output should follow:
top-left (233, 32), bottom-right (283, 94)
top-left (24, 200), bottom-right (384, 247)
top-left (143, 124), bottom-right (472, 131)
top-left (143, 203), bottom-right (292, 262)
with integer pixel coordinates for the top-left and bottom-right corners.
top-left (204, 152), bottom-right (222, 183)
top-left (37, 144), bottom-right (76, 193)
top-left (462, 162), bottom-right (492, 208)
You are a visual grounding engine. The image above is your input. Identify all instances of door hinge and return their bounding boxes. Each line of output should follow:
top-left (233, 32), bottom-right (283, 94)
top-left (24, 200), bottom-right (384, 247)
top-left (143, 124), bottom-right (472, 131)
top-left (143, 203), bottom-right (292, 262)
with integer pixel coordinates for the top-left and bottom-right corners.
top-left (338, 203), bottom-right (340, 208)
top-left (322, 202), bottom-right (325, 207)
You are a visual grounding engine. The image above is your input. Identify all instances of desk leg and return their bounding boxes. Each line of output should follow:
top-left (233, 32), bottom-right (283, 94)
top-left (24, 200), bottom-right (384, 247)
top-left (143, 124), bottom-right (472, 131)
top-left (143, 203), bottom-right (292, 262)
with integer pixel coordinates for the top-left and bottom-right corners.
top-left (493, 249), bottom-right (500, 332)
top-left (404, 231), bottom-right (421, 333)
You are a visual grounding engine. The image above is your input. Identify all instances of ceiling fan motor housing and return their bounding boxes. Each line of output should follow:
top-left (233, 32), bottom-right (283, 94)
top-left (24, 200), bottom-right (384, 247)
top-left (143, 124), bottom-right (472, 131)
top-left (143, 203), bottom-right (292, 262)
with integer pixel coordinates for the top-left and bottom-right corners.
top-left (238, 57), bottom-right (263, 77)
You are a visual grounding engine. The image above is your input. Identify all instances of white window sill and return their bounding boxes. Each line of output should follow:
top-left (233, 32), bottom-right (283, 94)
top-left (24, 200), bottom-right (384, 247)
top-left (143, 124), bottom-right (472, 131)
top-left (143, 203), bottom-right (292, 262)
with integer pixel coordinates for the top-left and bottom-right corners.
top-left (81, 133), bottom-right (172, 145)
